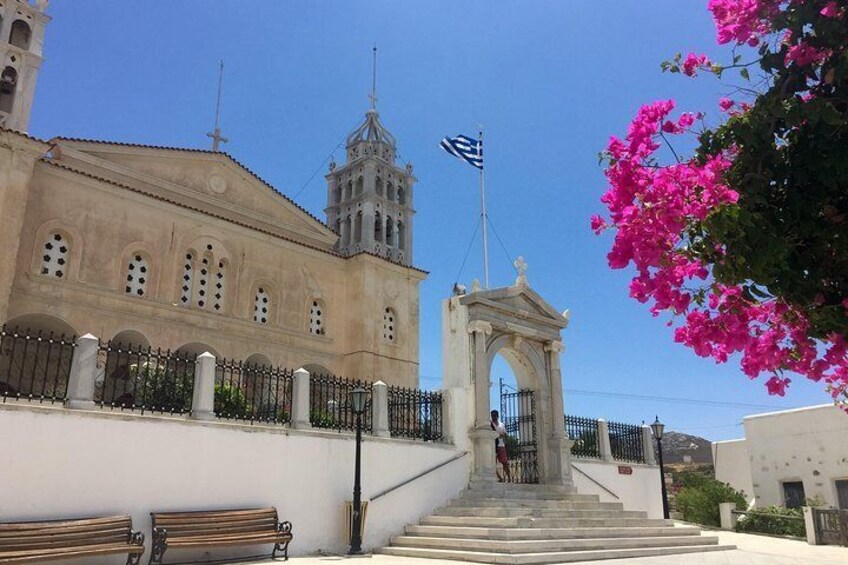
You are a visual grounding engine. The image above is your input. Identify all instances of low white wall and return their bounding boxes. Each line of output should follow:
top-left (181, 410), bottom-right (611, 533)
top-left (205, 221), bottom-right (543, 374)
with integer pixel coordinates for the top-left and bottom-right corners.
top-left (571, 459), bottom-right (662, 519)
top-left (0, 403), bottom-right (469, 564)
top-left (712, 439), bottom-right (755, 504)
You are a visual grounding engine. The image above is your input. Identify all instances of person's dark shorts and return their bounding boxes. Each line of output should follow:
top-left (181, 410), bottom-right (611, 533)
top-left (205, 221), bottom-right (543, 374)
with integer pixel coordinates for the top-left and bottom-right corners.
top-left (496, 445), bottom-right (508, 465)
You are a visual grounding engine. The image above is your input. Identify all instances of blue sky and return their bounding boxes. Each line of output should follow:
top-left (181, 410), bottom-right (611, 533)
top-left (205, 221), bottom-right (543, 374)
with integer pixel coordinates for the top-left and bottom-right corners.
top-left (31, 1), bottom-right (835, 440)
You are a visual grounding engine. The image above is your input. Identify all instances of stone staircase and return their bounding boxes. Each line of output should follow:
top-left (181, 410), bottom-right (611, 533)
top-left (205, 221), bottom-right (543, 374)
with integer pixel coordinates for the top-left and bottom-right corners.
top-left (377, 482), bottom-right (734, 563)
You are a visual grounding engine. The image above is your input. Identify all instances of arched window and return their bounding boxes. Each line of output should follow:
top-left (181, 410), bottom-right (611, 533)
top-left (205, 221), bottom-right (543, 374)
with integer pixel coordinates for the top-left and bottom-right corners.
top-left (182, 244), bottom-right (226, 312)
top-left (254, 287), bottom-right (270, 324)
top-left (125, 253), bottom-right (149, 297)
top-left (374, 212), bottom-right (383, 243)
top-left (0, 66), bottom-right (17, 114)
top-left (397, 186), bottom-right (406, 205)
top-left (375, 177), bottom-right (384, 197)
top-left (309, 300), bottom-right (325, 335)
top-left (387, 182), bottom-right (395, 202)
top-left (385, 217), bottom-right (395, 247)
top-left (334, 185), bottom-right (342, 204)
top-left (40, 232), bottom-right (69, 279)
top-left (383, 307), bottom-right (397, 343)
top-left (353, 211), bottom-right (363, 243)
top-left (342, 215), bottom-right (352, 246)
top-left (345, 180), bottom-right (353, 201)
top-left (398, 221), bottom-right (406, 250)
top-left (180, 252), bottom-right (194, 305)
top-left (9, 20), bottom-right (31, 50)
top-left (213, 259), bottom-right (226, 311)
top-left (355, 176), bottom-right (364, 195)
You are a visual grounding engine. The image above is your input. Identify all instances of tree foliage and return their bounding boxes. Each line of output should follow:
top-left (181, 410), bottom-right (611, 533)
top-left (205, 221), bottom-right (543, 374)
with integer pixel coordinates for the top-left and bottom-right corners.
top-left (595, 0), bottom-right (848, 405)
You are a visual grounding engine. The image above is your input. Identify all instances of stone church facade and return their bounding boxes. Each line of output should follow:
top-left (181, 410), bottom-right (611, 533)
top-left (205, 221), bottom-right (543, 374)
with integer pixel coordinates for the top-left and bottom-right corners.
top-left (0, 1), bottom-right (425, 387)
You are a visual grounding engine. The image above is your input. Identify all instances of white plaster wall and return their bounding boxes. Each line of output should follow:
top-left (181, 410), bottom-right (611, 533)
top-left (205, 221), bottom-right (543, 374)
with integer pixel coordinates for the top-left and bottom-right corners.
top-left (742, 404), bottom-right (848, 508)
top-left (570, 459), bottom-right (662, 519)
top-left (712, 439), bottom-right (755, 504)
top-left (0, 404), bottom-right (469, 564)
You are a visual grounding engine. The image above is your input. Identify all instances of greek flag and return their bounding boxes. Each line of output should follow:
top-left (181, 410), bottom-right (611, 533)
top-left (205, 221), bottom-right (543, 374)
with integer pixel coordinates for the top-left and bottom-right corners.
top-left (440, 134), bottom-right (483, 170)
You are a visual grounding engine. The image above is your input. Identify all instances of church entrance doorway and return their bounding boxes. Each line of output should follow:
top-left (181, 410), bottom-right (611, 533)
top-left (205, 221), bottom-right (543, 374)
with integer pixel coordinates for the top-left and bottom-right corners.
top-left (500, 382), bottom-right (539, 484)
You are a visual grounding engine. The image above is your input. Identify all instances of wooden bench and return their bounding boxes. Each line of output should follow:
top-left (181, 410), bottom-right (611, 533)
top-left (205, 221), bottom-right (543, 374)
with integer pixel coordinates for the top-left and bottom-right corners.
top-left (149, 507), bottom-right (292, 564)
top-left (0, 515), bottom-right (145, 564)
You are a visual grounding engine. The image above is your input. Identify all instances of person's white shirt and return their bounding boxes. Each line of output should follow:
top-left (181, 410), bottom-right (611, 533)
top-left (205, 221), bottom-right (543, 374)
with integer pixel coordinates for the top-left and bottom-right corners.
top-left (493, 420), bottom-right (506, 447)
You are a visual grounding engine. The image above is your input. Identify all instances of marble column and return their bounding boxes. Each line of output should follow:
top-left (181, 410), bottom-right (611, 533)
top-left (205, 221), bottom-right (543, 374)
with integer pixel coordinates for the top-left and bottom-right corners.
top-left (467, 320), bottom-right (497, 483)
top-left (545, 340), bottom-right (574, 485)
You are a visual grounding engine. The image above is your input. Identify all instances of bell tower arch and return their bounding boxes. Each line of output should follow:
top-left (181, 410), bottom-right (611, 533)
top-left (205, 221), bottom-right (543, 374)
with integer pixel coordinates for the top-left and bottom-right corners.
top-left (0, 1), bottom-right (50, 131)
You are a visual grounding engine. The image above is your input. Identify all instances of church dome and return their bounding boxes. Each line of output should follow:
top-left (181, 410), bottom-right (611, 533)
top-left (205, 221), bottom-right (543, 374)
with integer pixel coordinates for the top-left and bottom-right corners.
top-left (346, 109), bottom-right (396, 148)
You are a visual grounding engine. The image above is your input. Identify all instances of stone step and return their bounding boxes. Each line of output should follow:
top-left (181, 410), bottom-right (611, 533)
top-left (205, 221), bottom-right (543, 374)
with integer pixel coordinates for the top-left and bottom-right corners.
top-left (450, 498), bottom-right (624, 511)
top-left (434, 507), bottom-right (647, 519)
top-left (468, 482), bottom-right (578, 494)
top-left (389, 534), bottom-right (720, 554)
top-left (465, 485), bottom-right (589, 500)
top-left (420, 515), bottom-right (672, 529)
top-left (378, 544), bottom-right (735, 564)
top-left (405, 525), bottom-right (703, 540)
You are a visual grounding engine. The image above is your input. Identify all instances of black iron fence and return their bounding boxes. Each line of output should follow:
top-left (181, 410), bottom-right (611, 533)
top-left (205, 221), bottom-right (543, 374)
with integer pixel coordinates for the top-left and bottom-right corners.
top-left (215, 359), bottom-right (293, 425)
top-left (309, 373), bottom-right (372, 432)
top-left (565, 415), bottom-right (601, 459)
top-left (96, 341), bottom-right (196, 415)
top-left (0, 325), bottom-right (75, 404)
top-left (608, 419), bottom-right (645, 463)
top-left (387, 385), bottom-right (443, 441)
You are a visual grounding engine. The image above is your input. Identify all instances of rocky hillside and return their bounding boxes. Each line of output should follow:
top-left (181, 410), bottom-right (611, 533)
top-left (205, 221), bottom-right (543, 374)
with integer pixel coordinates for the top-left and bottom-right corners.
top-left (659, 431), bottom-right (713, 465)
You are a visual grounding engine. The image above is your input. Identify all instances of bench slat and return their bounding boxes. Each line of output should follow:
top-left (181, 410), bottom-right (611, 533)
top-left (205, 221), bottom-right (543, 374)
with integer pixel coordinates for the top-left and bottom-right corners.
top-left (161, 519), bottom-right (277, 536)
top-left (153, 508), bottom-right (276, 521)
top-left (0, 542), bottom-right (143, 564)
top-left (0, 533), bottom-right (129, 550)
top-left (166, 534), bottom-right (291, 549)
top-left (0, 517), bottom-right (130, 533)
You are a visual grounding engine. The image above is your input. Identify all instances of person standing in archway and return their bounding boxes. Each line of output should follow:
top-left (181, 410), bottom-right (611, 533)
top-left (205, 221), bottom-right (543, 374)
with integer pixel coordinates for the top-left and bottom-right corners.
top-left (490, 410), bottom-right (511, 482)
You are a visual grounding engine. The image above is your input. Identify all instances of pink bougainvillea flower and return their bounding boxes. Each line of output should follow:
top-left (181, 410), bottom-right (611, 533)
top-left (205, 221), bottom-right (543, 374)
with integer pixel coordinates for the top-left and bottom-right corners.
top-left (821, 2), bottom-right (842, 18)
top-left (719, 97), bottom-right (734, 111)
top-left (590, 214), bottom-right (607, 234)
top-left (785, 42), bottom-right (829, 67)
top-left (765, 376), bottom-right (790, 396)
top-left (682, 53), bottom-right (711, 76)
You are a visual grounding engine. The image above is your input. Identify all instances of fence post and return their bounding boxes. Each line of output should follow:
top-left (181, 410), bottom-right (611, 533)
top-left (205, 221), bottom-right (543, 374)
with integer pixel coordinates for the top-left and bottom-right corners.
top-left (65, 334), bottom-right (99, 410)
top-left (719, 502), bottom-right (738, 530)
top-left (190, 352), bottom-right (216, 421)
top-left (291, 368), bottom-right (312, 430)
top-left (598, 419), bottom-right (613, 462)
top-left (802, 507), bottom-right (819, 545)
top-left (372, 381), bottom-right (390, 438)
top-left (642, 425), bottom-right (657, 465)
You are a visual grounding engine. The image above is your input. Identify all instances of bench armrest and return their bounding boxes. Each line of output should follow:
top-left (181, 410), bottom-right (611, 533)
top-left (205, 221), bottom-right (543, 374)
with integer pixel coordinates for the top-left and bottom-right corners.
top-left (278, 521), bottom-right (292, 535)
top-left (130, 530), bottom-right (145, 547)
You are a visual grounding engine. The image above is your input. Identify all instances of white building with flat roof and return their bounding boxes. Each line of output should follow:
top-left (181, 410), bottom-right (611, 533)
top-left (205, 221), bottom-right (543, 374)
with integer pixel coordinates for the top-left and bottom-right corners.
top-left (713, 404), bottom-right (848, 510)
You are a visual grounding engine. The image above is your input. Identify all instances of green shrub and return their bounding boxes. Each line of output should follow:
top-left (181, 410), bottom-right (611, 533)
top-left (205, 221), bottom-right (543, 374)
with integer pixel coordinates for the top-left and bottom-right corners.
top-left (214, 382), bottom-right (252, 419)
top-left (131, 363), bottom-right (193, 412)
top-left (310, 408), bottom-right (336, 428)
top-left (735, 506), bottom-right (806, 538)
top-left (675, 478), bottom-right (746, 527)
top-left (504, 435), bottom-right (521, 459)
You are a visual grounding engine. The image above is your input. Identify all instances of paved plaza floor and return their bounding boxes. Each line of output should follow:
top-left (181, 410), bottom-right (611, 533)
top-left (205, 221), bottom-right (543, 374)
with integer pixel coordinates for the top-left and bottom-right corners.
top-left (239, 528), bottom-right (847, 565)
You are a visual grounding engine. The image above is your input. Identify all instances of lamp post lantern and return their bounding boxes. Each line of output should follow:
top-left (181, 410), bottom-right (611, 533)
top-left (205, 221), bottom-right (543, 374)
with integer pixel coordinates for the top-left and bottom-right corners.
top-left (650, 416), bottom-right (670, 520)
top-left (348, 386), bottom-right (368, 555)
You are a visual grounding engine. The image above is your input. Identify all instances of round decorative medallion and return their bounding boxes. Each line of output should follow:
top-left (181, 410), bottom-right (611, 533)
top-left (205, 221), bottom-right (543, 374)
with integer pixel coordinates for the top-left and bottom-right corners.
top-left (208, 174), bottom-right (227, 194)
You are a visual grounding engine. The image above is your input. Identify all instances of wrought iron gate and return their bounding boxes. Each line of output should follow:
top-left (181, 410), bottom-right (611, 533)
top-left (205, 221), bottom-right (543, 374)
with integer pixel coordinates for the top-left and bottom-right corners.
top-left (813, 508), bottom-right (848, 546)
top-left (499, 383), bottom-right (538, 484)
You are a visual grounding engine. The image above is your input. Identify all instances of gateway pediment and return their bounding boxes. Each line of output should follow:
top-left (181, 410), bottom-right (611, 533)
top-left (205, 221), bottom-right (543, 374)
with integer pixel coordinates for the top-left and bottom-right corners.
top-left (460, 284), bottom-right (569, 332)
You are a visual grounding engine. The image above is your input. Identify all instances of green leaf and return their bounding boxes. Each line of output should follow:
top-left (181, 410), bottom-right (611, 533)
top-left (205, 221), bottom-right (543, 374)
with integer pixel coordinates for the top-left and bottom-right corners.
top-left (740, 67), bottom-right (750, 80)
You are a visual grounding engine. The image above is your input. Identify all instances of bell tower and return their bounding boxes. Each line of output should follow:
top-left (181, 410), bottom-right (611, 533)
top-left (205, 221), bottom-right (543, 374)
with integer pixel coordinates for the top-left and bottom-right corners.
top-left (0, 1), bottom-right (49, 132)
top-left (324, 49), bottom-right (416, 266)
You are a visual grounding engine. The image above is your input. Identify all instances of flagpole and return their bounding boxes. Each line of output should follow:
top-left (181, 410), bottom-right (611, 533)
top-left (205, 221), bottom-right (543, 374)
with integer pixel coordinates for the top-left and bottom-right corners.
top-left (478, 128), bottom-right (489, 289)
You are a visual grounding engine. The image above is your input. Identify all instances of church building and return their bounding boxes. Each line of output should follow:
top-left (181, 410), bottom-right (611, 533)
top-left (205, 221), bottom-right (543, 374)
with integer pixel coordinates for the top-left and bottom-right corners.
top-left (0, 1), bottom-right (425, 387)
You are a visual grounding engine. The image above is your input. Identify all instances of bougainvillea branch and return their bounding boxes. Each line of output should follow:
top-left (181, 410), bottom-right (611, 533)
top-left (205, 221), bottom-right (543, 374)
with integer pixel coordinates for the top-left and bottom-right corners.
top-left (595, 0), bottom-right (848, 407)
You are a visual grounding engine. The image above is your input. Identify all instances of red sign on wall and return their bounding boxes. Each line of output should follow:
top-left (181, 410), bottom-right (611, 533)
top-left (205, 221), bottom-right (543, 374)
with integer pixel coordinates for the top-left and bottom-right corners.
top-left (618, 465), bottom-right (633, 475)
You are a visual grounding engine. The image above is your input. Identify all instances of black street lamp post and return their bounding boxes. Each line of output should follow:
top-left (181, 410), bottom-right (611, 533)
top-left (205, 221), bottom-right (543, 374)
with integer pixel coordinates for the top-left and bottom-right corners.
top-left (348, 386), bottom-right (368, 555)
top-left (651, 416), bottom-right (670, 520)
